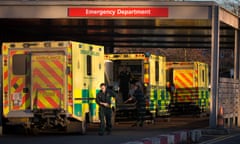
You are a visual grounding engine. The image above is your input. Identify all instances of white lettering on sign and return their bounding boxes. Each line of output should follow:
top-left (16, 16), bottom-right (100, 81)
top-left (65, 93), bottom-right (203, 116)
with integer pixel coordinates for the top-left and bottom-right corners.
top-left (86, 9), bottom-right (116, 16)
top-left (117, 9), bottom-right (151, 16)
top-left (68, 7), bottom-right (169, 17)
top-left (85, 8), bottom-right (151, 16)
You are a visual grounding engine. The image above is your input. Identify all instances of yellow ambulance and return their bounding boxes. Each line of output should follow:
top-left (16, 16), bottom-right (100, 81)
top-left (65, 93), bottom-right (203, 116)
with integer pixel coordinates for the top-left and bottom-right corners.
top-left (2, 41), bottom-right (106, 134)
top-left (105, 53), bottom-right (170, 120)
top-left (166, 62), bottom-right (209, 115)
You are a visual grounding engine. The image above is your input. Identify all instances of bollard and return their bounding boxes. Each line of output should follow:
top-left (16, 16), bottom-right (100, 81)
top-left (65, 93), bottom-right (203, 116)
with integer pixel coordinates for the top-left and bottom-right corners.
top-left (189, 129), bottom-right (202, 143)
top-left (217, 106), bottom-right (224, 128)
top-left (141, 137), bottom-right (160, 144)
top-left (158, 134), bottom-right (174, 144)
top-left (172, 131), bottom-right (187, 143)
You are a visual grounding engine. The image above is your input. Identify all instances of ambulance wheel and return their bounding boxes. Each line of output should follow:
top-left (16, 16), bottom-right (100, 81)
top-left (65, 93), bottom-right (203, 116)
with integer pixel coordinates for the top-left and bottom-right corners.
top-left (65, 120), bottom-right (86, 134)
top-left (80, 120), bottom-right (87, 135)
top-left (31, 126), bottom-right (40, 136)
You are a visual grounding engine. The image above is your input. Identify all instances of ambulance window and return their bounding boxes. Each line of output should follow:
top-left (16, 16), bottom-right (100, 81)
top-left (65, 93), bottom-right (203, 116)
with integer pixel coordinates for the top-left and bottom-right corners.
top-left (13, 54), bottom-right (27, 75)
top-left (155, 61), bottom-right (159, 82)
top-left (87, 55), bottom-right (92, 76)
top-left (202, 70), bottom-right (205, 82)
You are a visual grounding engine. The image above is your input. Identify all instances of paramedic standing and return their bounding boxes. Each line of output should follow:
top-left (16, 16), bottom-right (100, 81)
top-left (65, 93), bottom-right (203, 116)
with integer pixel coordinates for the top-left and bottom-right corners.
top-left (127, 82), bottom-right (146, 127)
top-left (96, 83), bottom-right (116, 136)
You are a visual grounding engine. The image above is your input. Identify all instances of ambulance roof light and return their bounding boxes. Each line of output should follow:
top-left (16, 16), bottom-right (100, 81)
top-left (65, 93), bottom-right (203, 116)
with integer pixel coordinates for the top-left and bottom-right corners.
top-left (113, 55), bottom-right (120, 58)
top-left (89, 46), bottom-right (93, 51)
top-left (44, 42), bottom-right (51, 47)
top-left (10, 44), bottom-right (15, 48)
top-left (58, 42), bottom-right (64, 47)
top-left (23, 43), bottom-right (29, 48)
top-left (78, 44), bottom-right (83, 48)
top-left (23, 43), bottom-right (37, 48)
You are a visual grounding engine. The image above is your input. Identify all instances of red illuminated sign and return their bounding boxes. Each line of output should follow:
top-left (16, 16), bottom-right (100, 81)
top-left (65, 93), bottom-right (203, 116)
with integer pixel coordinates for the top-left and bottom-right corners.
top-left (68, 7), bottom-right (168, 17)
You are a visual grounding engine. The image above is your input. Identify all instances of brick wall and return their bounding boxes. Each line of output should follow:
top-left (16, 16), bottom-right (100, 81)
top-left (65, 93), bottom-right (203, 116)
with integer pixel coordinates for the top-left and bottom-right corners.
top-left (218, 78), bottom-right (239, 128)
top-left (114, 48), bottom-right (211, 64)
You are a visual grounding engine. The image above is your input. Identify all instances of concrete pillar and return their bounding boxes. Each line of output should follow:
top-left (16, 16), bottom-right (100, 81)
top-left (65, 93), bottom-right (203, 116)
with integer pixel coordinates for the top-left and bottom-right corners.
top-left (236, 30), bottom-right (240, 128)
top-left (210, 5), bottom-right (220, 129)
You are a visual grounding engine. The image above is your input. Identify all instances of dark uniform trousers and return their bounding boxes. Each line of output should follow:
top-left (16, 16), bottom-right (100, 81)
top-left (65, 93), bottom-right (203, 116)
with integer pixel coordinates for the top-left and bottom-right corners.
top-left (96, 88), bottom-right (116, 135)
top-left (133, 88), bottom-right (146, 127)
top-left (99, 107), bottom-right (112, 134)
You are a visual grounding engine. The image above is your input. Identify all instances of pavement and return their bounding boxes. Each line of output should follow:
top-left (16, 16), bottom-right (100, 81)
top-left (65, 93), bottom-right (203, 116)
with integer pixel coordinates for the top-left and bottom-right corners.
top-left (3, 115), bottom-right (240, 144)
top-left (120, 116), bottom-right (240, 144)
top-left (121, 128), bottom-right (240, 144)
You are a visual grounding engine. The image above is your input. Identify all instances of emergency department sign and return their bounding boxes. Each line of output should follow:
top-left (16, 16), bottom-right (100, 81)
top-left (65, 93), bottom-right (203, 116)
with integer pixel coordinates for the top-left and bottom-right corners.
top-left (68, 7), bottom-right (168, 17)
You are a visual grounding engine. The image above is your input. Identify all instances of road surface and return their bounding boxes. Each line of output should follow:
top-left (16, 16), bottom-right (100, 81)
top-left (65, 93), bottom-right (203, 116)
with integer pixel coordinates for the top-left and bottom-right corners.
top-left (0, 116), bottom-right (209, 144)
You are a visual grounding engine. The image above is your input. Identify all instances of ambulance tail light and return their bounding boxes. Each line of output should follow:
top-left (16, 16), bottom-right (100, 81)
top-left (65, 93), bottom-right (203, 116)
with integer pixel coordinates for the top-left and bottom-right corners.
top-left (144, 63), bottom-right (149, 86)
top-left (144, 74), bottom-right (149, 86)
top-left (144, 57), bottom-right (149, 63)
top-left (68, 90), bottom-right (73, 106)
top-left (3, 56), bottom-right (7, 66)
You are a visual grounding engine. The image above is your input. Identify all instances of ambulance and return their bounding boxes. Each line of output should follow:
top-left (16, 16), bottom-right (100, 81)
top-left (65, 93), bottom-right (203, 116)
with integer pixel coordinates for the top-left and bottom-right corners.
top-left (2, 41), bottom-right (107, 134)
top-left (104, 53), bottom-right (170, 120)
top-left (166, 62), bottom-right (209, 115)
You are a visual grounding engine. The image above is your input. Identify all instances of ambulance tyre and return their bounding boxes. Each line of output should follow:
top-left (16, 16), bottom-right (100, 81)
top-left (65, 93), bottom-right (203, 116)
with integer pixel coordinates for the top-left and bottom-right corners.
top-left (80, 120), bottom-right (87, 135)
top-left (65, 120), bottom-right (86, 134)
top-left (31, 126), bottom-right (40, 136)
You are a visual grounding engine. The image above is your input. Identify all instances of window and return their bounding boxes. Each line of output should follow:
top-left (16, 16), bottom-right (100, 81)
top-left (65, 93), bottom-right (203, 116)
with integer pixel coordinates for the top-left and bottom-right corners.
top-left (87, 55), bottom-right (92, 76)
top-left (202, 70), bottom-right (205, 82)
top-left (155, 61), bottom-right (159, 82)
top-left (13, 54), bottom-right (27, 75)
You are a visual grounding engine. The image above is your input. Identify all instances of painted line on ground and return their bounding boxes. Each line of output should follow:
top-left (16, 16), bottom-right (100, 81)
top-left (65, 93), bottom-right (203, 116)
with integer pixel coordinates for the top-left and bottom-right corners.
top-left (199, 133), bottom-right (240, 144)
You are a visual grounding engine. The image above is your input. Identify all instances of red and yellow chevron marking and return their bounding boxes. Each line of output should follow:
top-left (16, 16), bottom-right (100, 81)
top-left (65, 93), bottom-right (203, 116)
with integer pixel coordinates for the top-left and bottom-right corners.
top-left (3, 54), bottom-right (9, 115)
top-left (67, 67), bottom-right (73, 113)
top-left (3, 50), bottom-right (31, 112)
top-left (174, 69), bottom-right (198, 102)
top-left (32, 54), bottom-right (64, 109)
top-left (34, 89), bottom-right (62, 109)
top-left (67, 52), bottom-right (73, 92)
top-left (67, 47), bottom-right (73, 113)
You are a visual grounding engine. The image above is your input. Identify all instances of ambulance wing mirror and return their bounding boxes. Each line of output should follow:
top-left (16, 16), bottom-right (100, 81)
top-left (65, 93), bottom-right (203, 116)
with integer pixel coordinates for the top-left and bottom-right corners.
top-left (66, 66), bottom-right (70, 75)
